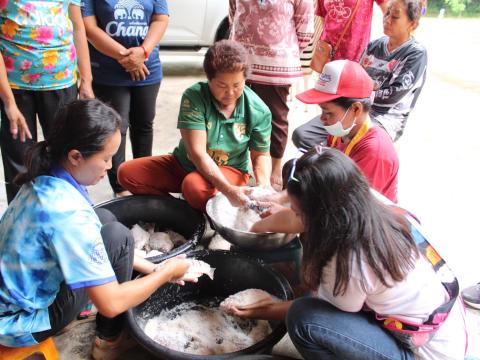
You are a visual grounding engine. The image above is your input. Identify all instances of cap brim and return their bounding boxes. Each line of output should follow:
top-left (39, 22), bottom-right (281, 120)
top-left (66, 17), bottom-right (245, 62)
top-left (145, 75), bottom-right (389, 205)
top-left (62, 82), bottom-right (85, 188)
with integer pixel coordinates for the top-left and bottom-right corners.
top-left (296, 89), bottom-right (341, 104)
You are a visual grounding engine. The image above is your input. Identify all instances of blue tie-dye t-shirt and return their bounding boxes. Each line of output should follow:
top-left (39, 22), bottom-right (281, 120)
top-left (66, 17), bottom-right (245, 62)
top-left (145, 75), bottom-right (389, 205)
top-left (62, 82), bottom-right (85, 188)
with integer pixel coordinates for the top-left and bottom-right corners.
top-left (0, 176), bottom-right (116, 347)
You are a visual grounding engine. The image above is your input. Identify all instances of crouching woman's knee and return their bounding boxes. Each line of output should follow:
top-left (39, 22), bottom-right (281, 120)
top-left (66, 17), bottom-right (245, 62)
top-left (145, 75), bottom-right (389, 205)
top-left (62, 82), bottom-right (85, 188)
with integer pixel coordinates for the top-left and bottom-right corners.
top-left (100, 222), bottom-right (134, 282)
top-left (286, 297), bottom-right (319, 343)
top-left (286, 297), bottom-right (339, 358)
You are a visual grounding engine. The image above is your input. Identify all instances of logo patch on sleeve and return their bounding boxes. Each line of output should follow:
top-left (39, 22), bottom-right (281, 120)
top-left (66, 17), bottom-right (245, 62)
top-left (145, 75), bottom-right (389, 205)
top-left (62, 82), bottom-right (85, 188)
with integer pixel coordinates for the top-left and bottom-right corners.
top-left (90, 241), bottom-right (109, 265)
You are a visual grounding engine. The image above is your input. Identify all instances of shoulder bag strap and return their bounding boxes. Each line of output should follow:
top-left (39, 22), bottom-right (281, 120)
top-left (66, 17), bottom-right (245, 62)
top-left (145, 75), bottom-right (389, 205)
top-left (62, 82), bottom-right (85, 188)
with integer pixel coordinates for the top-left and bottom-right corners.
top-left (334, 0), bottom-right (361, 54)
top-left (391, 206), bottom-right (459, 326)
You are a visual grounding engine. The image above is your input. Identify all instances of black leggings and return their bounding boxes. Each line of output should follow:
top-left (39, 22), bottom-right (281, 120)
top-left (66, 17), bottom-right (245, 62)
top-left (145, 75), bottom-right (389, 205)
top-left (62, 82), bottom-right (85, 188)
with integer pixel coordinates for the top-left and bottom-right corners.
top-left (0, 85), bottom-right (78, 203)
top-left (32, 209), bottom-right (134, 341)
top-left (93, 82), bottom-right (161, 193)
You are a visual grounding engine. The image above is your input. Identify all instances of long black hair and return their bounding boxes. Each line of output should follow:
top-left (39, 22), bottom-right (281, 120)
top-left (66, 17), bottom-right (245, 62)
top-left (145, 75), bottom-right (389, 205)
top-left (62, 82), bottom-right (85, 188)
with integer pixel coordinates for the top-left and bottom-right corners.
top-left (15, 99), bottom-right (121, 186)
top-left (287, 148), bottom-right (419, 295)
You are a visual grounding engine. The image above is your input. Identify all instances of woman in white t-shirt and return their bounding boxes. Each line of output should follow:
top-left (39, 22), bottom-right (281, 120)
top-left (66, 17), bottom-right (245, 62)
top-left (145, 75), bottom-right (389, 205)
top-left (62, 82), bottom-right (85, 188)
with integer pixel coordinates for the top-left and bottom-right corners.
top-left (230, 147), bottom-right (467, 360)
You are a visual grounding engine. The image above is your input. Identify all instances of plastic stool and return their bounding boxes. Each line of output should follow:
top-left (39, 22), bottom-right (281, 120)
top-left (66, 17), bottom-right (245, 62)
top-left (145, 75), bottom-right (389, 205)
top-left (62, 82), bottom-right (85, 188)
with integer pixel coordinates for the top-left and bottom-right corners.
top-left (0, 337), bottom-right (59, 360)
top-left (235, 237), bottom-right (302, 285)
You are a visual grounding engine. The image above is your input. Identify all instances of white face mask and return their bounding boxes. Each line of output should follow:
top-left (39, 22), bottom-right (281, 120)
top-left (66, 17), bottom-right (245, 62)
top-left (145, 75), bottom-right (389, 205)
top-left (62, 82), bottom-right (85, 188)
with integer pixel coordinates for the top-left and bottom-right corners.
top-left (323, 107), bottom-right (355, 137)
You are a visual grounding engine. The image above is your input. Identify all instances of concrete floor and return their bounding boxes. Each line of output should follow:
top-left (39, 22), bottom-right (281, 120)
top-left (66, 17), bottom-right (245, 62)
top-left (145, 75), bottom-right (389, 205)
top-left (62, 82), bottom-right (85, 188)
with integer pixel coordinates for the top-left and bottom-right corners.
top-left (1, 14), bottom-right (480, 360)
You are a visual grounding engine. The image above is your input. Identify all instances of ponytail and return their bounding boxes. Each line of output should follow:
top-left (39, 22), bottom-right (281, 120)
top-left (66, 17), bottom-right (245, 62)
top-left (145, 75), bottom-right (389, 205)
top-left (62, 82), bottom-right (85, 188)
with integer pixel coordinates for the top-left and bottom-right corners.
top-left (14, 141), bottom-right (53, 186)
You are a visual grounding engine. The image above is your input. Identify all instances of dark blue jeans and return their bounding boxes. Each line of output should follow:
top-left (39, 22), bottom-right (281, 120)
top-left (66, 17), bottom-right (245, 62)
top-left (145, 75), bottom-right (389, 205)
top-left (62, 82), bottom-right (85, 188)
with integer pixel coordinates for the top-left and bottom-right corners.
top-left (286, 297), bottom-right (415, 360)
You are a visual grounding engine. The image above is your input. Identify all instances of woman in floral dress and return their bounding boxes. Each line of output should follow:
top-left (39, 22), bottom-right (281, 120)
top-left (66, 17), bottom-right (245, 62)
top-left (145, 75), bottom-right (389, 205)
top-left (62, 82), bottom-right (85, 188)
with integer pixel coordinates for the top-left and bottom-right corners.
top-left (0, 0), bottom-right (93, 202)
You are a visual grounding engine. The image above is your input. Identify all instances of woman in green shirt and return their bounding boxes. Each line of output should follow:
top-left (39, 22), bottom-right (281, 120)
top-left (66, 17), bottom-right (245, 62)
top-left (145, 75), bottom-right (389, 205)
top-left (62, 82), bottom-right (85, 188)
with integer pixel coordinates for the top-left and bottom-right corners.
top-left (118, 40), bottom-right (273, 211)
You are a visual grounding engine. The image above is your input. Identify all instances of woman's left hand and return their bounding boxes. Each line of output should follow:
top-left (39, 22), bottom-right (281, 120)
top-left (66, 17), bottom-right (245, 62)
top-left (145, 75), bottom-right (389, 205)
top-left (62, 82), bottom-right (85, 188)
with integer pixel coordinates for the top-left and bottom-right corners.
top-left (118, 47), bottom-right (146, 72)
top-left (128, 64), bottom-right (150, 81)
top-left (227, 305), bottom-right (260, 318)
top-left (79, 81), bottom-right (95, 99)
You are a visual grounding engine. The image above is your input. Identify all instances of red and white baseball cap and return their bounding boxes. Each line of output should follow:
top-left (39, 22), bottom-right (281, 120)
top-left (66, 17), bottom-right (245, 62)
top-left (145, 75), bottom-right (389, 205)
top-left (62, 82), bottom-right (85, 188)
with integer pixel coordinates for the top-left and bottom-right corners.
top-left (296, 60), bottom-right (373, 104)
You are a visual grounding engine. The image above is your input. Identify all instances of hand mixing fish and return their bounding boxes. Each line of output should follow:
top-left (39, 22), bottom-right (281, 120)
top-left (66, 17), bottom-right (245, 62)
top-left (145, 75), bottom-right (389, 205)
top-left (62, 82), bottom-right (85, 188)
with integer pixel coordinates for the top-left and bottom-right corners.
top-left (155, 257), bottom-right (215, 285)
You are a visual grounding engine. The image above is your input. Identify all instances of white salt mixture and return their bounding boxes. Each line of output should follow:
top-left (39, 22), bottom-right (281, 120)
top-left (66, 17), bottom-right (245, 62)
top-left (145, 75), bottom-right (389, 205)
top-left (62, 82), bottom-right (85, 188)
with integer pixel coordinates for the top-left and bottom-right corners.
top-left (208, 233), bottom-right (232, 251)
top-left (210, 194), bottom-right (261, 232)
top-left (209, 187), bottom-right (279, 232)
top-left (143, 300), bottom-right (272, 355)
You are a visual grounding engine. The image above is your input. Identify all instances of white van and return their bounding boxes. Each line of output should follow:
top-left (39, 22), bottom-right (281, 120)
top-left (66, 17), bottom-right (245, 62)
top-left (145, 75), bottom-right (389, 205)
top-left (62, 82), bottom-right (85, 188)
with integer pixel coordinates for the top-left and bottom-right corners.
top-left (161, 0), bottom-right (229, 48)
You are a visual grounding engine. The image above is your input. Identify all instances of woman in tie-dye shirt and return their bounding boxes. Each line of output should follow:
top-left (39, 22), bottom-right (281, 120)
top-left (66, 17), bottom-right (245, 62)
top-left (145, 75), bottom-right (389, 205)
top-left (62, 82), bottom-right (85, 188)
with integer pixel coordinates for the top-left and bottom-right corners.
top-left (0, 100), bottom-right (192, 359)
top-left (0, 0), bottom-right (94, 203)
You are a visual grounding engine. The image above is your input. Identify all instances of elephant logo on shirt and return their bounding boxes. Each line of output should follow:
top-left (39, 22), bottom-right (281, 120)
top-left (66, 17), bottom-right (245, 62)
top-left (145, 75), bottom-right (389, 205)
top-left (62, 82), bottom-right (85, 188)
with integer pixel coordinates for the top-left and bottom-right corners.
top-left (208, 149), bottom-right (229, 165)
top-left (113, 0), bottom-right (145, 20)
top-left (114, 8), bottom-right (128, 19)
top-left (131, 6), bottom-right (144, 19)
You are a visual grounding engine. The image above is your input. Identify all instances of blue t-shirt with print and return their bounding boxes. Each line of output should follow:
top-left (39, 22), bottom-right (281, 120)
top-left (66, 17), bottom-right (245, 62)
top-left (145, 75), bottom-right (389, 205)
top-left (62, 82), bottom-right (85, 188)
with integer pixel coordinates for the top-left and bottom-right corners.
top-left (0, 176), bottom-right (116, 347)
top-left (81, 0), bottom-right (168, 86)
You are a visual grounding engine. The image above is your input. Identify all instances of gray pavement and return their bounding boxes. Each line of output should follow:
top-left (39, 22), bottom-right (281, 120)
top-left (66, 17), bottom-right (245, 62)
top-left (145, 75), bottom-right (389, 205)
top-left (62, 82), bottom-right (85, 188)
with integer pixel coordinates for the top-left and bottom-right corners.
top-left (0, 15), bottom-right (479, 359)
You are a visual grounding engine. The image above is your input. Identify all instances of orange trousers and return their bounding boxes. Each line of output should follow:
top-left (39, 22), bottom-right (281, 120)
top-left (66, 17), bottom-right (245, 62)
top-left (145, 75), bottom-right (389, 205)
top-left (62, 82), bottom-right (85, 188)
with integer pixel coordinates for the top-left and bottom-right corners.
top-left (117, 155), bottom-right (250, 211)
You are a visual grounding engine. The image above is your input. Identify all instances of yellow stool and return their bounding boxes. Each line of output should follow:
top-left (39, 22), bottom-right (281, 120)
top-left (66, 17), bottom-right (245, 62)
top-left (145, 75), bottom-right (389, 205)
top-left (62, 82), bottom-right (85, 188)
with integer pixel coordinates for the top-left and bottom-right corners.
top-left (0, 337), bottom-right (59, 360)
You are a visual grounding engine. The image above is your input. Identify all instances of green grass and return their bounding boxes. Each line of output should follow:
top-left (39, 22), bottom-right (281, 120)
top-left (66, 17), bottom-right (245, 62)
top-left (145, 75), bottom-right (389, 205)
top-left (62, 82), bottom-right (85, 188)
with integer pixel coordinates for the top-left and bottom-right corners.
top-left (425, 6), bottom-right (480, 17)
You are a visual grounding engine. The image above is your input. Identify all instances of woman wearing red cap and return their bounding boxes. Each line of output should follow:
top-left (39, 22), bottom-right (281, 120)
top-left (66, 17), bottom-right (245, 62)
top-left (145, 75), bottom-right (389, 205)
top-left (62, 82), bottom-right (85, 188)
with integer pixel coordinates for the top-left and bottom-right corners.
top-left (248, 59), bottom-right (397, 221)
top-left (298, 59), bottom-right (398, 203)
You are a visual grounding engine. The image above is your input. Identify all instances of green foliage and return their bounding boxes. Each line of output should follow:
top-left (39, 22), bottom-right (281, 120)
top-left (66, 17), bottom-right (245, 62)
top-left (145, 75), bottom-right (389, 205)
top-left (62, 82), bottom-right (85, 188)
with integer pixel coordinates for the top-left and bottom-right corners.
top-left (425, 0), bottom-right (480, 16)
top-left (445, 0), bottom-right (468, 14)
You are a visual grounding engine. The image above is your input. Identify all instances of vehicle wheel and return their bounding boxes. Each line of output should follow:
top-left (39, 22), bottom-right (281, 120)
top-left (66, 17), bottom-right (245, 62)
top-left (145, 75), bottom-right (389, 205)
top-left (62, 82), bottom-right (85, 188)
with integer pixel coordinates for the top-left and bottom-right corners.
top-left (215, 18), bottom-right (230, 41)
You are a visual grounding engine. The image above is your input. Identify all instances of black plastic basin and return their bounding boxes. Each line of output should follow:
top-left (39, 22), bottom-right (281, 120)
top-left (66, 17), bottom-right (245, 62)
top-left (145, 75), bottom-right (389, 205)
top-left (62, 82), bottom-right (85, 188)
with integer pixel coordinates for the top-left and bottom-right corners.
top-left (94, 195), bottom-right (205, 262)
top-left (127, 250), bottom-right (294, 359)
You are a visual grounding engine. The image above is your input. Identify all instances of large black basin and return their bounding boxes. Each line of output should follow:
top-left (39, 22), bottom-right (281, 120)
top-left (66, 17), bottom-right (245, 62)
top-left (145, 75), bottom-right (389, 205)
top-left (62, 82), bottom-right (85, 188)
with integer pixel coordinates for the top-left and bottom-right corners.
top-left (127, 250), bottom-right (294, 359)
top-left (94, 195), bottom-right (205, 262)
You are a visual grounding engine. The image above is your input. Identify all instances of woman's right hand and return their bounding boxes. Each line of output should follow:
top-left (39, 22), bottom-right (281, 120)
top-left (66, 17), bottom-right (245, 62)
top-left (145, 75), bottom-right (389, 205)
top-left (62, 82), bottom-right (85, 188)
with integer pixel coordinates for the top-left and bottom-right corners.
top-left (224, 185), bottom-right (250, 207)
top-left (118, 47), bottom-right (146, 71)
top-left (4, 100), bottom-right (32, 142)
top-left (156, 256), bottom-right (190, 283)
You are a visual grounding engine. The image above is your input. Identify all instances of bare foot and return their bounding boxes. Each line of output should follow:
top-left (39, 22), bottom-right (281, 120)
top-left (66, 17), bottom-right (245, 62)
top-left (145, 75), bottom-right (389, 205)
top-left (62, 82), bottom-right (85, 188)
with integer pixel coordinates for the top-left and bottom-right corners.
top-left (271, 157), bottom-right (283, 191)
top-left (115, 190), bottom-right (132, 198)
top-left (270, 174), bottom-right (283, 192)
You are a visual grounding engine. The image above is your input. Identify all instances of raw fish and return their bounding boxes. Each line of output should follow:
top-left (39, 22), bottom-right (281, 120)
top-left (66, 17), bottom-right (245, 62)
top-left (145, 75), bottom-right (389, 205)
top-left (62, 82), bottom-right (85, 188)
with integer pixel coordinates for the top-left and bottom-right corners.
top-left (220, 289), bottom-right (276, 311)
